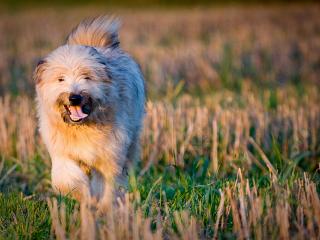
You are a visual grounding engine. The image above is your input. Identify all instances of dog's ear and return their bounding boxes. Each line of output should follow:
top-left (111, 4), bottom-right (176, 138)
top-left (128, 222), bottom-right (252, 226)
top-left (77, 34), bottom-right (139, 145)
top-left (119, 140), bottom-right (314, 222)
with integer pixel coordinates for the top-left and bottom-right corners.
top-left (33, 59), bottom-right (47, 84)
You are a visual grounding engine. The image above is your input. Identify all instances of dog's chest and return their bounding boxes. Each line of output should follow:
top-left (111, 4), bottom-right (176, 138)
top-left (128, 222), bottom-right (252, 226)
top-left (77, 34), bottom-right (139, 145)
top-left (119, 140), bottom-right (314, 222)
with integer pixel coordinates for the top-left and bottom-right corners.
top-left (51, 126), bottom-right (106, 165)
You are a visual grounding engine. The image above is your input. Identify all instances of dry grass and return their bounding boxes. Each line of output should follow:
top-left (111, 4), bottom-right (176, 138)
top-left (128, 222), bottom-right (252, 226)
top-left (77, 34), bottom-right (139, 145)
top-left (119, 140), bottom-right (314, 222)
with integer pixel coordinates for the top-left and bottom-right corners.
top-left (1, 85), bottom-right (320, 239)
top-left (1, 85), bottom-right (319, 175)
top-left (45, 172), bottom-right (320, 239)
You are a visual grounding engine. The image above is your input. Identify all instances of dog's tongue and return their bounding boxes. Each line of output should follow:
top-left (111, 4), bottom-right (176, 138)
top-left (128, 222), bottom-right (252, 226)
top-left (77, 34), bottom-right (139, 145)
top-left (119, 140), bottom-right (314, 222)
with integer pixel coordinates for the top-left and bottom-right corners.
top-left (69, 106), bottom-right (88, 121)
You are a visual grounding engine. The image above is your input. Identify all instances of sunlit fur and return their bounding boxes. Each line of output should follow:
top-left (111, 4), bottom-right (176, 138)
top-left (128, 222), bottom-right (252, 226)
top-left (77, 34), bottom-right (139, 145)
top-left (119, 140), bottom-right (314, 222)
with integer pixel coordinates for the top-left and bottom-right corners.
top-left (34, 16), bottom-right (145, 211)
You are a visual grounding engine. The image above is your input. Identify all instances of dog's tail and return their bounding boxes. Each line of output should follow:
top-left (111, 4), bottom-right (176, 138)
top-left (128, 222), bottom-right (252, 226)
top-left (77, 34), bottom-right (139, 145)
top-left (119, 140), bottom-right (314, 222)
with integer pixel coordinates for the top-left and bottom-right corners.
top-left (66, 16), bottom-right (120, 49)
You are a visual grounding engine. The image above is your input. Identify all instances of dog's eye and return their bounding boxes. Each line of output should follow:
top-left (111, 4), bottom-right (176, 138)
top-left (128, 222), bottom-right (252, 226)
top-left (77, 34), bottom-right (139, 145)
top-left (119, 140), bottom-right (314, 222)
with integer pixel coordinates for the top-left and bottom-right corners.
top-left (84, 76), bottom-right (91, 81)
top-left (58, 78), bottom-right (64, 82)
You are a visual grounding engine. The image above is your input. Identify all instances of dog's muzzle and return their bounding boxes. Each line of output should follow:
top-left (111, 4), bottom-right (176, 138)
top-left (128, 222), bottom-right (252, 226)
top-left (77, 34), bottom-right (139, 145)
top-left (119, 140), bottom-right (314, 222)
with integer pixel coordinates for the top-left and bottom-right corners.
top-left (64, 93), bottom-right (92, 123)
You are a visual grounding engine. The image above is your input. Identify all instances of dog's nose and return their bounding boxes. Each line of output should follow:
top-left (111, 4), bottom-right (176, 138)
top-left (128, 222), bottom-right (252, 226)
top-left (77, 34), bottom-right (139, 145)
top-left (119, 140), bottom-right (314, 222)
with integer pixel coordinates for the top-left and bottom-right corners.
top-left (69, 94), bottom-right (82, 106)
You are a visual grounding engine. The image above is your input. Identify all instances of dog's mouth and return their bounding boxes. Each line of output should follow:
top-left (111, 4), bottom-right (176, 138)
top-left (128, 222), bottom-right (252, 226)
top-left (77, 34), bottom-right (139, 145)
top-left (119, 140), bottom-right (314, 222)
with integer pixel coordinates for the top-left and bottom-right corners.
top-left (64, 105), bottom-right (90, 123)
top-left (57, 92), bottom-right (93, 124)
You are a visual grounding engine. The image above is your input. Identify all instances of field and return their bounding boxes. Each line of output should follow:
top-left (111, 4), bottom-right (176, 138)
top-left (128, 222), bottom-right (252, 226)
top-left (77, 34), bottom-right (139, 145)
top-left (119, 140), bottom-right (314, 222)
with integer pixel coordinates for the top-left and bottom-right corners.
top-left (0, 4), bottom-right (320, 239)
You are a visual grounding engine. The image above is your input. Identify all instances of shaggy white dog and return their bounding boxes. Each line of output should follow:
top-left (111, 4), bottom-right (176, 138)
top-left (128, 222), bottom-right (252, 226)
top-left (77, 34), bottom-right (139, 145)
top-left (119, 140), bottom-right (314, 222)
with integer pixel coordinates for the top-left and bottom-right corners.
top-left (34, 16), bottom-right (145, 211)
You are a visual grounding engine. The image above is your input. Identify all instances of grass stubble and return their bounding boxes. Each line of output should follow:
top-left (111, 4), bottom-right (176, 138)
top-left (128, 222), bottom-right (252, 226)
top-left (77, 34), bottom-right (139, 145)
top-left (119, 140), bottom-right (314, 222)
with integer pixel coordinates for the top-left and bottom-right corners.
top-left (0, 4), bottom-right (319, 240)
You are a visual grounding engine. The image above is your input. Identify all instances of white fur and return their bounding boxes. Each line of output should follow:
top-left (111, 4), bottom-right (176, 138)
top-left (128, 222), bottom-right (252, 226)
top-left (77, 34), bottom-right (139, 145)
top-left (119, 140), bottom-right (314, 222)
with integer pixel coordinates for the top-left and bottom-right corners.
top-left (35, 17), bottom-right (145, 211)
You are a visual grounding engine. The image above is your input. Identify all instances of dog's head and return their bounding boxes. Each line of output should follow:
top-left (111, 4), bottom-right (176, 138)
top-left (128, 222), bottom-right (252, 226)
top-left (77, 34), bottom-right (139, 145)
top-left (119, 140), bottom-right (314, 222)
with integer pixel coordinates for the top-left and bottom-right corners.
top-left (34, 45), bottom-right (114, 125)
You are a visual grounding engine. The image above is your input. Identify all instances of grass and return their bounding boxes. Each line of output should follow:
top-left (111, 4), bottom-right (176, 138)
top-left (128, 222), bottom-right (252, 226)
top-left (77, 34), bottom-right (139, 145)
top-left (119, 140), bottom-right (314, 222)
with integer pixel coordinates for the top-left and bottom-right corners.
top-left (0, 193), bottom-right (50, 239)
top-left (0, 152), bottom-right (319, 239)
top-left (0, 4), bottom-right (319, 240)
top-left (0, 86), bottom-right (319, 239)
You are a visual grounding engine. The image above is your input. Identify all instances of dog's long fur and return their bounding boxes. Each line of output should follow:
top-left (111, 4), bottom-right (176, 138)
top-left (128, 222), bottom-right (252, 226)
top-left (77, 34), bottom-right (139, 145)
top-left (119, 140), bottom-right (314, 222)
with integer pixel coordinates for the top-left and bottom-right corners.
top-left (34, 16), bottom-right (145, 210)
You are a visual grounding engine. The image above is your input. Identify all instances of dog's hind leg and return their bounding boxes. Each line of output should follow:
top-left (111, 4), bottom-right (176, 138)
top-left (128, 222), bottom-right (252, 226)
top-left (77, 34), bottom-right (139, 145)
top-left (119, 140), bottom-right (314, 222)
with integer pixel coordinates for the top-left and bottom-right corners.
top-left (51, 157), bottom-right (91, 201)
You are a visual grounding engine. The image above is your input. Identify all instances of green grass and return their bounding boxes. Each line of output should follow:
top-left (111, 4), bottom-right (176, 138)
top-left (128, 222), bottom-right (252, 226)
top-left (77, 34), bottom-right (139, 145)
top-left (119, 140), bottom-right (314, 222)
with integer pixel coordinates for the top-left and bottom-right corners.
top-left (0, 193), bottom-right (50, 239)
top-left (0, 145), bottom-right (318, 239)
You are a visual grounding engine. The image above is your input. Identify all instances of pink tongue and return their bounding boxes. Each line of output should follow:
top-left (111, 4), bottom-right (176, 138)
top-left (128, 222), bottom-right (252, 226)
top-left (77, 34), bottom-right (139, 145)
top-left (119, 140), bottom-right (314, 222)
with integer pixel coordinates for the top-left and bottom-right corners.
top-left (68, 106), bottom-right (88, 121)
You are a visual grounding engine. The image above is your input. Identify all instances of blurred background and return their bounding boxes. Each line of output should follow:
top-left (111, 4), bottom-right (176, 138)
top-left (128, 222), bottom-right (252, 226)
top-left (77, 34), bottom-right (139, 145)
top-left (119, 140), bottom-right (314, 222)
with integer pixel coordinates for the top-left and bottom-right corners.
top-left (0, 1), bottom-right (319, 98)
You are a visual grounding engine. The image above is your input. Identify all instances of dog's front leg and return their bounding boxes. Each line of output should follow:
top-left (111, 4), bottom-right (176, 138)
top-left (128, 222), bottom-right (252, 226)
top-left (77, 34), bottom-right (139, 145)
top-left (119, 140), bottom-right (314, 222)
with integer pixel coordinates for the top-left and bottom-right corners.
top-left (92, 129), bottom-right (130, 212)
top-left (92, 157), bottom-right (119, 213)
top-left (51, 157), bottom-right (91, 201)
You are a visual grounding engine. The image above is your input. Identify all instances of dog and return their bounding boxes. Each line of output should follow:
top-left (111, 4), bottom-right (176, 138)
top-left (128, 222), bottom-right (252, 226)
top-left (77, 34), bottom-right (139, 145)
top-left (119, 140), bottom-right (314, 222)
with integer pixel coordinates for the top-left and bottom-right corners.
top-left (34, 16), bottom-right (145, 211)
